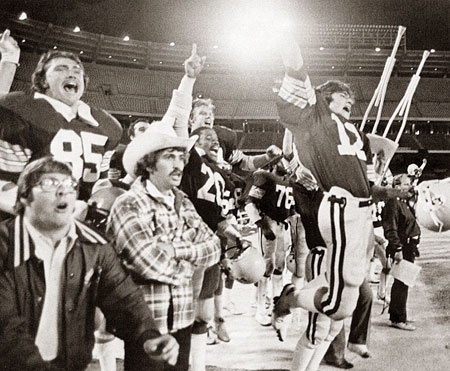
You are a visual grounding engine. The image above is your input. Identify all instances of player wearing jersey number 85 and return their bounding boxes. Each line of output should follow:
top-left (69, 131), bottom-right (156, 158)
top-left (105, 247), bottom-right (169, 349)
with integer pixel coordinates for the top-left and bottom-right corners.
top-left (0, 44), bottom-right (122, 216)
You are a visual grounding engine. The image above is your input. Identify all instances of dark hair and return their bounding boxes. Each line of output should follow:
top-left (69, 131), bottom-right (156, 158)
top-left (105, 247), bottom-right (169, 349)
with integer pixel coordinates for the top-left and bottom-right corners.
top-left (316, 80), bottom-right (355, 105)
top-left (134, 147), bottom-right (186, 180)
top-left (128, 118), bottom-right (151, 139)
top-left (190, 126), bottom-right (214, 139)
top-left (15, 156), bottom-right (74, 215)
top-left (31, 50), bottom-right (89, 93)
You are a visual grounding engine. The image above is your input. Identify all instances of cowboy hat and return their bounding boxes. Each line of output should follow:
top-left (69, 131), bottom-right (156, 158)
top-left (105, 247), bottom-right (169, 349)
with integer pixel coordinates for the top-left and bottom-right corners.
top-left (123, 120), bottom-right (197, 178)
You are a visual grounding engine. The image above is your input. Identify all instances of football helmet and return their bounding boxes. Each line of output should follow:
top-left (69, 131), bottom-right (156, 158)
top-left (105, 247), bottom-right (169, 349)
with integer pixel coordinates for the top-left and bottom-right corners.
top-left (221, 240), bottom-right (265, 284)
top-left (86, 187), bottom-right (126, 232)
top-left (416, 178), bottom-right (450, 232)
top-left (286, 251), bottom-right (296, 274)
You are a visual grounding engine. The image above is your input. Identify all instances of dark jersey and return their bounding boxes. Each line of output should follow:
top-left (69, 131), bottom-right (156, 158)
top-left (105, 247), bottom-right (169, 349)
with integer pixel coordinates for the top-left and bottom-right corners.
top-left (108, 143), bottom-right (127, 179)
top-left (213, 125), bottom-right (238, 164)
top-left (277, 70), bottom-right (373, 198)
top-left (291, 181), bottom-right (326, 250)
top-left (245, 170), bottom-right (295, 223)
top-left (180, 149), bottom-right (231, 231)
top-left (0, 92), bottom-right (122, 200)
top-left (381, 198), bottom-right (421, 247)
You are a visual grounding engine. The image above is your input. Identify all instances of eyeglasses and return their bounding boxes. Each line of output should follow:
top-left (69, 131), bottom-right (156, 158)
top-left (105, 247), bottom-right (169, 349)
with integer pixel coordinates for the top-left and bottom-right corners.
top-left (35, 178), bottom-right (79, 193)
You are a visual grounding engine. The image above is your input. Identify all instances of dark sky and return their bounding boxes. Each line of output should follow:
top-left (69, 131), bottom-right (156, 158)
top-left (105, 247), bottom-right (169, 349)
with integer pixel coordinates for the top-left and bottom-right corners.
top-left (3, 0), bottom-right (450, 50)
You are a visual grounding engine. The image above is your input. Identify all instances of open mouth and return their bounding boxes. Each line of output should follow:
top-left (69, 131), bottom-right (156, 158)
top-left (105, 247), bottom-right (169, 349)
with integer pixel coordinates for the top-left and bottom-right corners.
top-left (56, 202), bottom-right (69, 212)
top-left (64, 81), bottom-right (78, 94)
top-left (343, 106), bottom-right (351, 114)
top-left (171, 171), bottom-right (182, 178)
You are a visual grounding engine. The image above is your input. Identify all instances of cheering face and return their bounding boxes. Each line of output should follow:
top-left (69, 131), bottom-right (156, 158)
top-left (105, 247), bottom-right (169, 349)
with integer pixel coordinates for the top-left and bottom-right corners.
top-left (24, 173), bottom-right (78, 231)
top-left (148, 148), bottom-right (187, 193)
top-left (190, 104), bottom-right (215, 131)
top-left (43, 57), bottom-right (85, 107)
top-left (329, 91), bottom-right (354, 120)
top-left (196, 128), bottom-right (220, 163)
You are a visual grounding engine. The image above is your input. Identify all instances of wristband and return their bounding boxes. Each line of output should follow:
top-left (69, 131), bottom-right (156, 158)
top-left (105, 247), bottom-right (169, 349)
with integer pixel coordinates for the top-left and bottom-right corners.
top-left (1, 49), bottom-right (20, 65)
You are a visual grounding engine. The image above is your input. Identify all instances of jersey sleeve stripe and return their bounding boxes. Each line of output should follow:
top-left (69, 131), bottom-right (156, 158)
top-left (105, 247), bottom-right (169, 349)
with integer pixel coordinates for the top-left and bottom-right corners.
top-left (99, 150), bottom-right (115, 173)
top-left (279, 74), bottom-right (316, 108)
top-left (0, 139), bottom-right (32, 173)
top-left (366, 164), bottom-right (377, 183)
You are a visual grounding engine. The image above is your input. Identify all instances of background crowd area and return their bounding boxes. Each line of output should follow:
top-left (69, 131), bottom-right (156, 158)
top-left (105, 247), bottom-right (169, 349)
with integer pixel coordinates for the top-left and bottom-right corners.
top-left (1, 10), bottom-right (449, 180)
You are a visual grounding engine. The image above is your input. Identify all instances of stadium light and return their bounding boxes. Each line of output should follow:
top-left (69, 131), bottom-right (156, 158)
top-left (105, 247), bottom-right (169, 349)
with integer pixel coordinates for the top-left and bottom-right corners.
top-left (18, 12), bottom-right (27, 21)
top-left (220, 0), bottom-right (300, 67)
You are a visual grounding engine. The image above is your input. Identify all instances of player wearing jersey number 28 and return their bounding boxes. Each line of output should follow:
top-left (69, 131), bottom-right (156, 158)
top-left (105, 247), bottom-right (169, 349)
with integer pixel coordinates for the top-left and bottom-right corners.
top-left (0, 36), bottom-right (122, 218)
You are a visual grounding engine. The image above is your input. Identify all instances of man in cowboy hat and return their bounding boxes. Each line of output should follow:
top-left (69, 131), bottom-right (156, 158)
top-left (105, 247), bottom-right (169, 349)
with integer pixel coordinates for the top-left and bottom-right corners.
top-left (108, 121), bottom-right (221, 371)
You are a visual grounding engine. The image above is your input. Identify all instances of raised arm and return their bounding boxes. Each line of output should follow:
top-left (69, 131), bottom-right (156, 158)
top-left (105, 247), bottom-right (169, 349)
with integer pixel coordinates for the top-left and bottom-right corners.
top-left (277, 33), bottom-right (304, 72)
top-left (164, 43), bottom-right (206, 137)
top-left (0, 30), bottom-right (20, 97)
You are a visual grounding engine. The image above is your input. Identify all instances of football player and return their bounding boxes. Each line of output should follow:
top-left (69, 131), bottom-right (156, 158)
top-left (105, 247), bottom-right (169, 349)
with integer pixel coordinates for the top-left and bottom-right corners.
top-left (243, 163), bottom-right (296, 326)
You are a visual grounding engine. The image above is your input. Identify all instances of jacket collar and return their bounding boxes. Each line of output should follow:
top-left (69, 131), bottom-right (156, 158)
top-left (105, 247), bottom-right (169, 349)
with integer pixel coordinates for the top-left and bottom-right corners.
top-left (12, 216), bottom-right (107, 268)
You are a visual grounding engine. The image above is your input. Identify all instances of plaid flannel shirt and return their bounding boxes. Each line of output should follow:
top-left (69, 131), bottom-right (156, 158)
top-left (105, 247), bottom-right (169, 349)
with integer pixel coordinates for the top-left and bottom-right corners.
top-left (108, 178), bottom-right (220, 334)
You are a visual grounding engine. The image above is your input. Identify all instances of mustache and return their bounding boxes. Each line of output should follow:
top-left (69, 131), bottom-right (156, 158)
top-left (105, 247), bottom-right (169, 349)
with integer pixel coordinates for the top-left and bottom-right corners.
top-left (170, 169), bottom-right (183, 176)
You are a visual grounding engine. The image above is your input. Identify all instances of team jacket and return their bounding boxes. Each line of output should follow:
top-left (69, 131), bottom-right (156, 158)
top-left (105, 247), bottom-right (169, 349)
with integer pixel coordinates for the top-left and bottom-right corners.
top-left (0, 216), bottom-right (158, 371)
top-left (0, 92), bottom-right (123, 199)
top-left (381, 198), bottom-right (421, 248)
top-left (277, 70), bottom-right (375, 198)
top-left (245, 170), bottom-right (295, 223)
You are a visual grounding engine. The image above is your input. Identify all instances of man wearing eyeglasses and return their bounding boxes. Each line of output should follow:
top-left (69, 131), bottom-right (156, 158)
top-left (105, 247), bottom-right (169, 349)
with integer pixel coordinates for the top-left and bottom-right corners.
top-left (0, 156), bottom-right (180, 371)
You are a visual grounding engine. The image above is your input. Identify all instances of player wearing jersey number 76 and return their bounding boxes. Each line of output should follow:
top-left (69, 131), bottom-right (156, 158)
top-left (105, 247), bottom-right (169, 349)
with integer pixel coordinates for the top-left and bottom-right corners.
top-left (272, 33), bottom-right (414, 371)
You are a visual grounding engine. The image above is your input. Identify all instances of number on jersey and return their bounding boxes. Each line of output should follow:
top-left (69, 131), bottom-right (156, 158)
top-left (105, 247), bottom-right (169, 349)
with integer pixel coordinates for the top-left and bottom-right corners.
top-left (275, 184), bottom-right (295, 210)
top-left (50, 129), bottom-right (110, 182)
top-left (332, 113), bottom-right (366, 161)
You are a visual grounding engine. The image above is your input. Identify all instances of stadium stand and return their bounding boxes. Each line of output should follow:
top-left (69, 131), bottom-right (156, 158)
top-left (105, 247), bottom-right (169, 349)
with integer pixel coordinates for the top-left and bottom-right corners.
top-left (1, 12), bottom-right (449, 178)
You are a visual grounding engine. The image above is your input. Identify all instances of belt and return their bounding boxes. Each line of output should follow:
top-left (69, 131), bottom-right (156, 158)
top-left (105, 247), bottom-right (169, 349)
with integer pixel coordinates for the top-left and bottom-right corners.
top-left (359, 199), bottom-right (373, 207)
top-left (328, 195), bottom-right (373, 208)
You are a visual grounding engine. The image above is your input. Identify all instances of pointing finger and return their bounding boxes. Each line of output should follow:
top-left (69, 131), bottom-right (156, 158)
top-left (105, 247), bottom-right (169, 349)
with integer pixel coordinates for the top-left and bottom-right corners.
top-left (0, 29), bottom-right (10, 43)
top-left (191, 43), bottom-right (197, 57)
